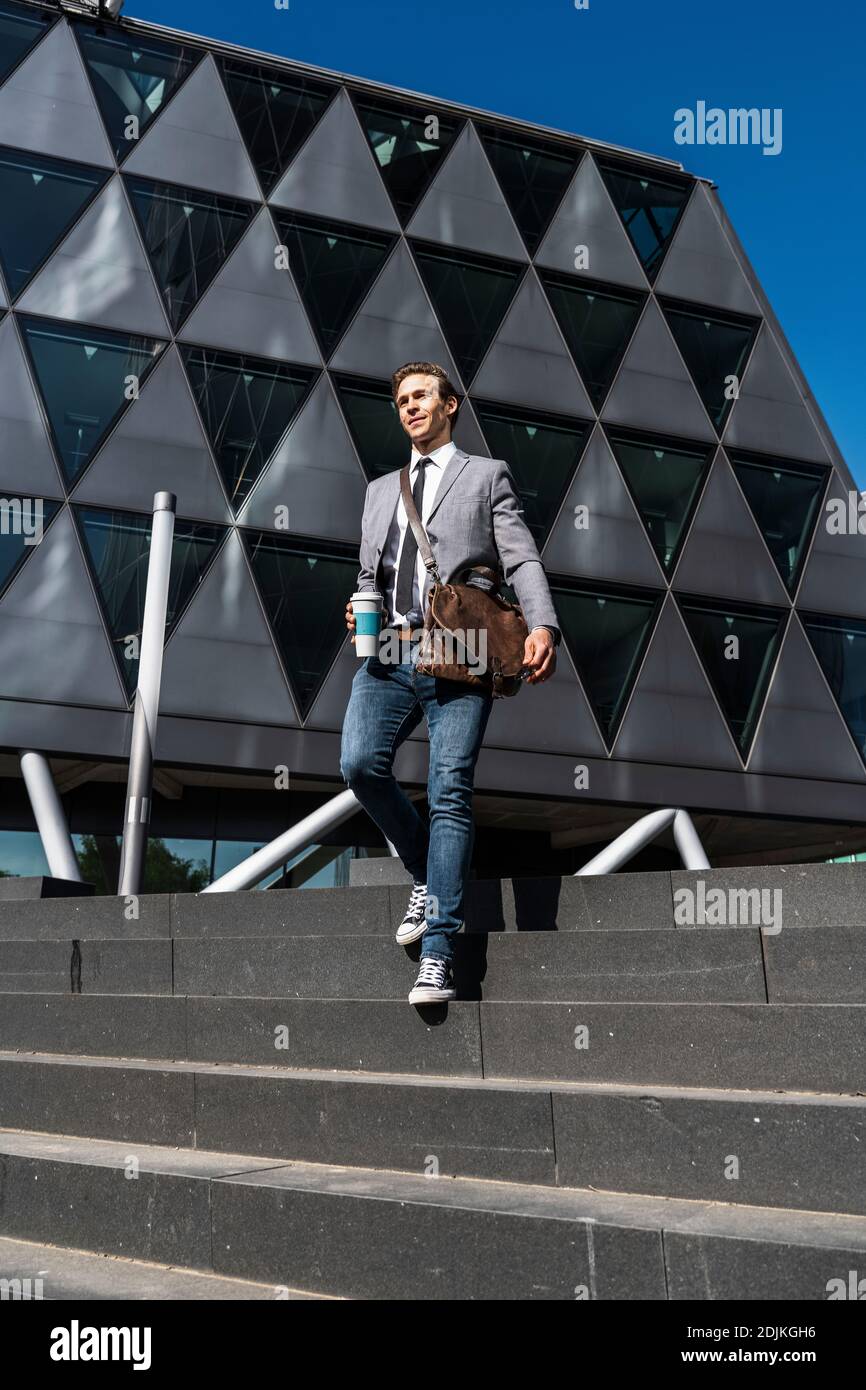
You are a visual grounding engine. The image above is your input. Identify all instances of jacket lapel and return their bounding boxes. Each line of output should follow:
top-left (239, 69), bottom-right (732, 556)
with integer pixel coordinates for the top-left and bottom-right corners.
top-left (373, 449), bottom-right (472, 575)
top-left (425, 448), bottom-right (470, 524)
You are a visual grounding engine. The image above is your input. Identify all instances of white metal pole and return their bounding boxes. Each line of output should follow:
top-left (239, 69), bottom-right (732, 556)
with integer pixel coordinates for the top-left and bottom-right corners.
top-left (117, 492), bottom-right (176, 897)
top-left (575, 807), bottom-right (677, 876)
top-left (202, 788), bottom-right (363, 892)
top-left (673, 809), bottom-right (711, 871)
top-left (18, 749), bottom-right (82, 882)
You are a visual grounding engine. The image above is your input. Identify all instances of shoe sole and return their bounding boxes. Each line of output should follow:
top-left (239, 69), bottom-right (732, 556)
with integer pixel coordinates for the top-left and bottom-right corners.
top-left (395, 920), bottom-right (428, 945)
top-left (408, 987), bottom-right (456, 1004)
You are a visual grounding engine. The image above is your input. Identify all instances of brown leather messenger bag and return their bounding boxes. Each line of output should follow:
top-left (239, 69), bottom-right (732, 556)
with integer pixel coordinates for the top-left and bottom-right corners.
top-left (399, 464), bottom-right (529, 698)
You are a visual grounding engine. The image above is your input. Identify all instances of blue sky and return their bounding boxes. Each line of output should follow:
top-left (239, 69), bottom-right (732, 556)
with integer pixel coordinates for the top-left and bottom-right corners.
top-left (129, 0), bottom-right (865, 482)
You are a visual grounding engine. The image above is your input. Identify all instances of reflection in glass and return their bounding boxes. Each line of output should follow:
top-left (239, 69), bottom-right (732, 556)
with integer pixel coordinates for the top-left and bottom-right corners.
top-left (678, 596), bottom-right (786, 755)
top-left (19, 316), bottom-right (165, 483)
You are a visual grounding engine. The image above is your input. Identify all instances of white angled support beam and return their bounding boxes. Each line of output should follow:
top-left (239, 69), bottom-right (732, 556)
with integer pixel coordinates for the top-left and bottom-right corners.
top-left (18, 750), bottom-right (83, 883)
top-left (575, 807), bottom-right (709, 875)
top-left (202, 788), bottom-right (364, 893)
top-left (672, 809), bottom-right (711, 871)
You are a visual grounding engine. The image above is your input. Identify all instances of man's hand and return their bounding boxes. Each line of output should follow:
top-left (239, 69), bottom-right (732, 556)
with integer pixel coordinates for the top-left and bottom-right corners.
top-left (345, 599), bottom-right (356, 644)
top-left (522, 628), bottom-right (556, 684)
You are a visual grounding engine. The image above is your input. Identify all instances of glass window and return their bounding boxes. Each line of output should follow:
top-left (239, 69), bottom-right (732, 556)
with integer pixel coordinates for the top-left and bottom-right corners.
top-left (539, 270), bottom-right (644, 409)
top-left (474, 401), bottom-right (591, 548)
top-left (353, 92), bottom-right (463, 222)
top-left (125, 175), bottom-right (255, 331)
top-left (72, 833), bottom-right (212, 894)
top-left (0, 828), bottom-right (50, 879)
top-left (552, 580), bottom-right (663, 744)
top-left (607, 429), bottom-right (713, 573)
top-left (332, 373), bottom-right (407, 481)
top-left (142, 837), bottom-right (212, 893)
top-left (75, 504), bottom-right (226, 697)
top-left (0, 0), bottom-right (55, 86)
top-left (220, 58), bottom-right (337, 196)
top-left (661, 300), bottom-right (758, 432)
top-left (272, 210), bottom-right (396, 359)
top-left (411, 239), bottom-right (524, 384)
top-left (0, 146), bottom-right (108, 297)
top-left (213, 838), bottom-right (270, 888)
top-left (597, 160), bottom-right (692, 280)
top-left (678, 595), bottom-right (786, 755)
top-left (74, 21), bottom-right (201, 162)
top-left (0, 495), bottom-right (60, 597)
top-left (18, 316), bottom-right (165, 484)
top-left (71, 832), bottom-right (118, 894)
top-left (476, 124), bottom-right (578, 254)
top-left (801, 613), bottom-right (866, 765)
top-left (728, 450), bottom-right (828, 592)
top-left (181, 346), bottom-right (317, 511)
top-left (243, 531), bottom-right (359, 717)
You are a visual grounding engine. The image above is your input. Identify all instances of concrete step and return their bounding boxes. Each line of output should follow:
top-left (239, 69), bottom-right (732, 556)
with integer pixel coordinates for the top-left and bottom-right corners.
top-left (2, 928), bottom-right (863, 1003)
top-left (0, 929), bottom-right (770, 1002)
top-left (0, 1052), bottom-right (863, 1215)
top-left (1, 1127), bottom-right (864, 1299)
top-left (1, 862), bottom-right (865, 942)
top-left (0, 1235), bottom-right (329, 1300)
top-left (1, 993), bottom-right (863, 1090)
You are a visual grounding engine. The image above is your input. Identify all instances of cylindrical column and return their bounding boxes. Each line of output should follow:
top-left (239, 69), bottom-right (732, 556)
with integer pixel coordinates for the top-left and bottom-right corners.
top-left (575, 807), bottom-right (677, 876)
top-left (673, 809), bottom-right (711, 871)
top-left (117, 492), bottom-right (176, 897)
top-left (18, 750), bottom-right (82, 882)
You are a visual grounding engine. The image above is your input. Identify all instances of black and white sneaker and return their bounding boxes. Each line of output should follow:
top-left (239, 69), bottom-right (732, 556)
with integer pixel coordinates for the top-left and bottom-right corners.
top-left (395, 880), bottom-right (428, 945)
top-left (408, 956), bottom-right (456, 1005)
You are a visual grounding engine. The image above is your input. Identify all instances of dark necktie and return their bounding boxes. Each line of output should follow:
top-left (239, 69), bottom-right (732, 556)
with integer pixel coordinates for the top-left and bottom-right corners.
top-left (395, 455), bottom-right (430, 618)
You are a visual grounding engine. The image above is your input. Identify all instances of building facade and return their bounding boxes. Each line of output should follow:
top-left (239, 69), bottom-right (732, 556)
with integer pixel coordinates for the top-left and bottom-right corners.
top-left (1, 0), bottom-right (865, 890)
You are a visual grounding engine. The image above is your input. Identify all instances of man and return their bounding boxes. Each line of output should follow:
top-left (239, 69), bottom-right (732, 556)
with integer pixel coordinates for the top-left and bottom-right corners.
top-left (340, 362), bottom-right (561, 1005)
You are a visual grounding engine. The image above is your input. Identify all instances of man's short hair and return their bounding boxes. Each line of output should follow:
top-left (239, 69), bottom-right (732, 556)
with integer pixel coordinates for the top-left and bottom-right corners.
top-left (392, 362), bottom-right (461, 427)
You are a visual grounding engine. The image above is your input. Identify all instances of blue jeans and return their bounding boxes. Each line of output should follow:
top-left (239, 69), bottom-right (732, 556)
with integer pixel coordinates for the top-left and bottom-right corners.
top-left (340, 646), bottom-right (494, 962)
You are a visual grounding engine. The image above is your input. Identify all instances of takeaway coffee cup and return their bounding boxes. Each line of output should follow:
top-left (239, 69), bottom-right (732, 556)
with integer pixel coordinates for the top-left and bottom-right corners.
top-left (350, 590), bottom-right (384, 657)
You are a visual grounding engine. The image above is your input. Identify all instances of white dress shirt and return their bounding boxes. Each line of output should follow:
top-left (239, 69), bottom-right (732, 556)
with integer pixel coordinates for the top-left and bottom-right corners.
top-left (382, 439), bottom-right (457, 626)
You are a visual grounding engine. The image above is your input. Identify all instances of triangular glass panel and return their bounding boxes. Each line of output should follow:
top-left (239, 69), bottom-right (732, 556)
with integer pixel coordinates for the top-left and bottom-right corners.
top-left (125, 175), bottom-right (255, 331)
top-left (242, 530), bottom-right (359, 718)
top-left (0, 494), bottom-right (60, 597)
top-left (552, 579), bottom-right (663, 745)
top-left (606, 427), bottom-right (713, 574)
top-left (180, 345), bottom-right (318, 513)
top-left (0, 145), bottom-right (108, 298)
top-left (271, 210), bottom-right (396, 359)
top-left (410, 239), bottom-right (524, 384)
top-left (538, 269), bottom-right (644, 409)
top-left (0, 0), bottom-right (56, 87)
top-left (219, 56), bottom-right (337, 196)
top-left (800, 612), bottom-right (866, 768)
top-left (352, 91), bottom-right (463, 223)
top-left (473, 400), bottom-right (591, 549)
top-left (74, 19), bottom-right (202, 163)
top-left (18, 315), bottom-right (166, 485)
top-left (728, 450), bottom-right (828, 593)
top-left (677, 594), bottom-right (786, 755)
top-left (475, 123), bottom-right (579, 255)
top-left (596, 159), bottom-right (692, 281)
top-left (332, 373), bottom-right (405, 481)
top-left (748, 617), bottom-right (865, 782)
top-left (660, 297), bottom-right (759, 433)
top-left (74, 503), bottom-right (226, 698)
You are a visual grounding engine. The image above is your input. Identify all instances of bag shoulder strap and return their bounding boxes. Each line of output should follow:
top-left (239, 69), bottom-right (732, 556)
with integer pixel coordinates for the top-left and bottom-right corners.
top-left (400, 464), bottom-right (441, 583)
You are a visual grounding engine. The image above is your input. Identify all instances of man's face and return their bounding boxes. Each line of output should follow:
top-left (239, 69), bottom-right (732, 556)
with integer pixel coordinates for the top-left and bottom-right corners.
top-left (396, 374), bottom-right (455, 445)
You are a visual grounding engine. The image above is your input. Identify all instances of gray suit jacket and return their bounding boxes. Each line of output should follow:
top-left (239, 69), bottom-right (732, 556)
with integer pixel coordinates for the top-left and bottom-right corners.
top-left (354, 448), bottom-right (560, 636)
